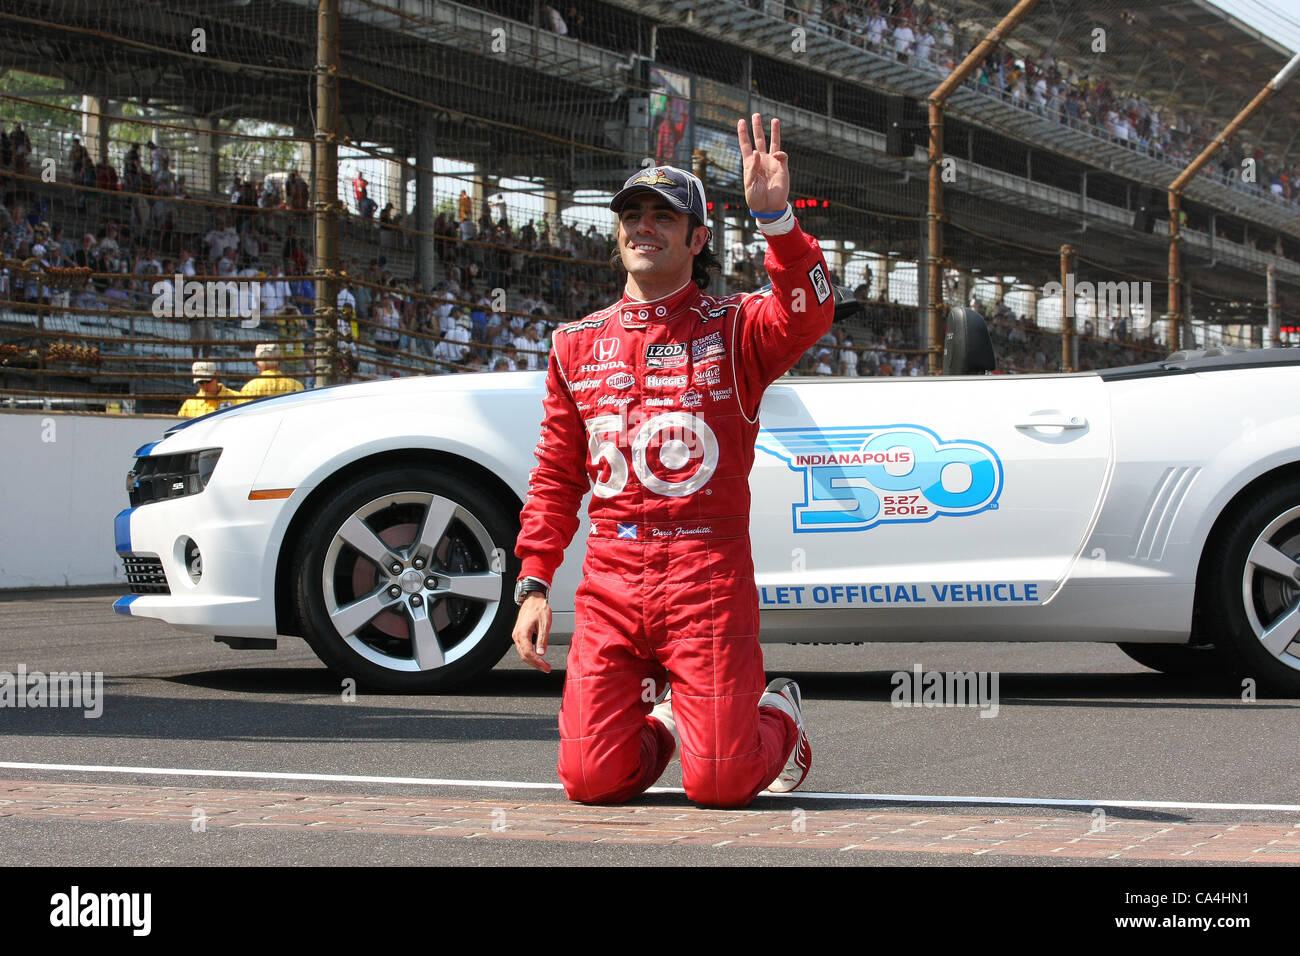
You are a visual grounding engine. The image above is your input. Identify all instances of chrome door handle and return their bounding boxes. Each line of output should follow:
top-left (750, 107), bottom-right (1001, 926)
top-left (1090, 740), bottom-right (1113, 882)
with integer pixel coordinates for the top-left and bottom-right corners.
top-left (1016, 415), bottom-right (1087, 429)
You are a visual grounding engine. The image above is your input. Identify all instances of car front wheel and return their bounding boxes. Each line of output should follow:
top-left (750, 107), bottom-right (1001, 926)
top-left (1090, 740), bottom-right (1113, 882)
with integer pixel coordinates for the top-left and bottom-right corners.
top-left (1205, 481), bottom-right (1300, 696)
top-left (292, 467), bottom-right (519, 692)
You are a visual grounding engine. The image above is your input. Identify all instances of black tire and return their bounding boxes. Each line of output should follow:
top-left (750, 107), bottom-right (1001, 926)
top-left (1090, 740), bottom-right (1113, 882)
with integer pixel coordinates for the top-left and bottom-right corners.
top-left (1116, 642), bottom-right (1228, 678)
top-left (291, 466), bottom-right (520, 692)
top-left (1202, 480), bottom-right (1300, 697)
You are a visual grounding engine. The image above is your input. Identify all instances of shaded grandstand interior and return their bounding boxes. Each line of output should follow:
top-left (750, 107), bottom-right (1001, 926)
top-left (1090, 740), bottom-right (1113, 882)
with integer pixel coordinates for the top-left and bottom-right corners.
top-left (1, 0), bottom-right (1297, 411)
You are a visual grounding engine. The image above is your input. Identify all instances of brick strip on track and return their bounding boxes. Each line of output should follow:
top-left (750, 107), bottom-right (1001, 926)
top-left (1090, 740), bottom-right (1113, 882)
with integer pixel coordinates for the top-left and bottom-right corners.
top-left (2, 779), bottom-right (1298, 861)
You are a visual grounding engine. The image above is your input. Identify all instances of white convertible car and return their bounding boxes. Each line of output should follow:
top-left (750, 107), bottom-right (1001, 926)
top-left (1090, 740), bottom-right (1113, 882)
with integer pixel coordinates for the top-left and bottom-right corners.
top-left (113, 307), bottom-right (1300, 694)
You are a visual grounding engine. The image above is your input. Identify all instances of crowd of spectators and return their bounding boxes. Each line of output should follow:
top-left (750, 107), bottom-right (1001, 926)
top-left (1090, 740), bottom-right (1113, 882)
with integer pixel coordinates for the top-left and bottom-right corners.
top-left (984, 299), bottom-right (1163, 373)
top-left (0, 116), bottom-right (1230, 387)
top-left (756, 0), bottom-right (1299, 206)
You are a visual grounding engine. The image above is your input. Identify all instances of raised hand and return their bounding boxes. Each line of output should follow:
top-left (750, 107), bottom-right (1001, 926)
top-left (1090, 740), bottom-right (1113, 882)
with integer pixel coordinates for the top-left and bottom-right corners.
top-left (737, 113), bottom-right (790, 215)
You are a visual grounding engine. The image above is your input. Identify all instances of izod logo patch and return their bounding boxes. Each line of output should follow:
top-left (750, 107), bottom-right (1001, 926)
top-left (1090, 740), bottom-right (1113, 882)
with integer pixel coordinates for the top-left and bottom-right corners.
top-left (646, 343), bottom-right (687, 368)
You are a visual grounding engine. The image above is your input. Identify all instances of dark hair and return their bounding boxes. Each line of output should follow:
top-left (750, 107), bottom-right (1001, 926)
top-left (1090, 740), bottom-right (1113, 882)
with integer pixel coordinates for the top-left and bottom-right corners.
top-left (608, 215), bottom-right (720, 290)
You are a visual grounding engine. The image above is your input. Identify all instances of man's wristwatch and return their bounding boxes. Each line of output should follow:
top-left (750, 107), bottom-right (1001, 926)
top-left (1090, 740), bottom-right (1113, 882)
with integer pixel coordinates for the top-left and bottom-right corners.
top-left (514, 576), bottom-right (549, 606)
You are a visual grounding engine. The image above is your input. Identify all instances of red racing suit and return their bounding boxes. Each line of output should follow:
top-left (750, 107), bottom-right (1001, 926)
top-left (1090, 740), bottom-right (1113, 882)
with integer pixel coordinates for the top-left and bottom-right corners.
top-left (516, 220), bottom-right (835, 807)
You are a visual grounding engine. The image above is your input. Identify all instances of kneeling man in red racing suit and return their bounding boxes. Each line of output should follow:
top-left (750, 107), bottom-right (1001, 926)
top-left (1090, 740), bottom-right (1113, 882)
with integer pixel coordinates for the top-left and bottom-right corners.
top-left (512, 115), bottom-right (834, 808)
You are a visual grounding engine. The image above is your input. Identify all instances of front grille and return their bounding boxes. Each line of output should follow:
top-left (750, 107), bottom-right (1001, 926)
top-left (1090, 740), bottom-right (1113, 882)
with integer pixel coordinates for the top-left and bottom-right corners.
top-left (128, 453), bottom-right (205, 507)
top-left (123, 555), bottom-right (170, 594)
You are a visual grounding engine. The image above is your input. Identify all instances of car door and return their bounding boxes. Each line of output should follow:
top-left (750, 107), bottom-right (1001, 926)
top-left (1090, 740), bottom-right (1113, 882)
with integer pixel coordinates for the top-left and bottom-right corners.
top-left (749, 374), bottom-right (1113, 621)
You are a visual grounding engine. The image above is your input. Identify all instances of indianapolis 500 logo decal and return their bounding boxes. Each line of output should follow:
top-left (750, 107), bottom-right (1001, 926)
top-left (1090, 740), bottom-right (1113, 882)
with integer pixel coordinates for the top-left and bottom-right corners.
top-left (756, 425), bottom-right (1004, 532)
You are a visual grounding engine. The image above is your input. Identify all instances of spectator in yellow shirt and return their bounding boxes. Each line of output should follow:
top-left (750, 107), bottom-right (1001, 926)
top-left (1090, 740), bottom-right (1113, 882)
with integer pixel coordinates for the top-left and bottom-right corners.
top-left (178, 361), bottom-right (240, 418)
top-left (240, 343), bottom-right (305, 399)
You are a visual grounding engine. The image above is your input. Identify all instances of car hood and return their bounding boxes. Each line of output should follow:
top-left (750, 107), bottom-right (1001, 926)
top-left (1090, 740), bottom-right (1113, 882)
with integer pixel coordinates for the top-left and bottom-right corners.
top-left (165, 370), bottom-right (547, 436)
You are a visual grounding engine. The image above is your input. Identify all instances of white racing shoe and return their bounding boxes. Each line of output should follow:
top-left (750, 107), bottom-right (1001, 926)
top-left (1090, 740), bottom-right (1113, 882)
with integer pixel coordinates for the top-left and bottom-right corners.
top-left (649, 683), bottom-right (680, 761)
top-left (759, 678), bottom-right (811, 793)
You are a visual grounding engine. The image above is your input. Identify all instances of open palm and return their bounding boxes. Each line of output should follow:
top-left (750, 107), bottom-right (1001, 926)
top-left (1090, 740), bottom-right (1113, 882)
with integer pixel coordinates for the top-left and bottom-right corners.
top-left (737, 113), bottom-right (789, 214)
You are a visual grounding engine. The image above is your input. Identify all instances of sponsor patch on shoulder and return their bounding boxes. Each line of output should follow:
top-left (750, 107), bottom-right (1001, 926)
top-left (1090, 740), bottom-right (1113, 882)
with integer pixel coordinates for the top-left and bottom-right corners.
top-left (807, 263), bottom-right (832, 305)
top-left (558, 316), bottom-right (609, 335)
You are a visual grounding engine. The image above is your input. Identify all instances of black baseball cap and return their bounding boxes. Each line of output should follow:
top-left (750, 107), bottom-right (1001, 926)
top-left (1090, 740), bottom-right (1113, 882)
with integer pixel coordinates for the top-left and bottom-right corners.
top-left (610, 166), bottom-right (709, 226)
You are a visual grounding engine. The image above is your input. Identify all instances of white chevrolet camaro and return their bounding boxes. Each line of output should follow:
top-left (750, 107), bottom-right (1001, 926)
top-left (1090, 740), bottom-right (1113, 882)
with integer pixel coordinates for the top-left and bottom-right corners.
top-left (113, 307), bottom-right (1300, 695)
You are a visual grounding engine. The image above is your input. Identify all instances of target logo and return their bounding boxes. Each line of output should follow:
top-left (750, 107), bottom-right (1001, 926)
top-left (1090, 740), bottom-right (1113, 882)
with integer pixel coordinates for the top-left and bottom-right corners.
top-left (585, 412), bottom-right (718, 499)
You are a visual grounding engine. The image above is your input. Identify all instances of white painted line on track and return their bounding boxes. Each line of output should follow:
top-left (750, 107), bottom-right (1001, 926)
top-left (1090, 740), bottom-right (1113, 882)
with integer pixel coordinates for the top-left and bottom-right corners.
top-left (3, 761), bottom-right (1300, 814)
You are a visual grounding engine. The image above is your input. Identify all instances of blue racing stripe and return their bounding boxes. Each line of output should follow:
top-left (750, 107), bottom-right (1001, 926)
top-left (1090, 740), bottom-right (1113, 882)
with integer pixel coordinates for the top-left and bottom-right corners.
top-left (115, 508), bottom-right (135, 553)
top-left (113, 595), bottom-right (139, 615)
top-left (133, 441), bottom-right (160, 458)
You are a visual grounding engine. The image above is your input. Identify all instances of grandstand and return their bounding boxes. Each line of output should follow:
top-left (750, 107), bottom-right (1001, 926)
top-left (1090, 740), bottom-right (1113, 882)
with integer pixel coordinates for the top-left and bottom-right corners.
top-left (1, 0), bottom-right (1297, 411)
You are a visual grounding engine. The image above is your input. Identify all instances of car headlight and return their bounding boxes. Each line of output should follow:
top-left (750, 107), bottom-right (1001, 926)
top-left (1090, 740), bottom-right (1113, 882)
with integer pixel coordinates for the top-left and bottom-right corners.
top-left (127, 448), bottom-right (223, 506)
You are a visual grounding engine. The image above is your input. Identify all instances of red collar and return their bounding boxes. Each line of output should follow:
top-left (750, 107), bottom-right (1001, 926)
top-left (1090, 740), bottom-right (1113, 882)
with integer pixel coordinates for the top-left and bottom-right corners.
top-left (617, 282), bottom-right (700, 328)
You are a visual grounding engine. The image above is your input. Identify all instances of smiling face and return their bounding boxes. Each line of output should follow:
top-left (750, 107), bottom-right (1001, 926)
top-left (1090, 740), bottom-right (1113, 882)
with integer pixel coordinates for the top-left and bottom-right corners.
top-left (616, 192), bottom-right (708, 300)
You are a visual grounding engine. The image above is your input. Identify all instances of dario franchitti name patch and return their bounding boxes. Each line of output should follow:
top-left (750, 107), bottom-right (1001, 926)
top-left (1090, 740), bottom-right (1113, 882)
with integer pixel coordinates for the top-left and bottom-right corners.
top-left (646, 343), bottom-right (687, 368)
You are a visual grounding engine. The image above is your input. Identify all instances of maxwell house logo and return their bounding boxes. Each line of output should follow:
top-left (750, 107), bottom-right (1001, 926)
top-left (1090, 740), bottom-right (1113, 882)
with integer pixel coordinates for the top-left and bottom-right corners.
top-left (632, 169), bottom-right (677, 187)
top-left (756, 425), bottom-right (1003, 533)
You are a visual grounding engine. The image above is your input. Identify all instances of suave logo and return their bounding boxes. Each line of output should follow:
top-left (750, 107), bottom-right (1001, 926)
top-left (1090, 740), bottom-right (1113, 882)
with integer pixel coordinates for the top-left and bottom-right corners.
top-left (757, 425), bottom-right (1003, 532)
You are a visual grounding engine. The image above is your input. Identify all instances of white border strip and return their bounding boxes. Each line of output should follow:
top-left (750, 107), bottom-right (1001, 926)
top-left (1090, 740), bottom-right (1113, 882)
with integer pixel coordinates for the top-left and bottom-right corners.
top-left (3, 761), bottom-right (1299, 813)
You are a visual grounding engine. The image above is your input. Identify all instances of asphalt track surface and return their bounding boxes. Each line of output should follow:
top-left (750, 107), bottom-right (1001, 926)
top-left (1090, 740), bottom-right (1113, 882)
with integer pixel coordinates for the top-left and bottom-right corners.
top-left (2, 589), bottom-right (1298, 869)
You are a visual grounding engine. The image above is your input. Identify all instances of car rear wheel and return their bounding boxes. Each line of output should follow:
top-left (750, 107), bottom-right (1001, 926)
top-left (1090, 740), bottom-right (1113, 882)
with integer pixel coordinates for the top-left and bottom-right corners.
top-left (292, 467), bottom-right (519, 692)
top-left (1204, 481), bottom-right (1300, 696)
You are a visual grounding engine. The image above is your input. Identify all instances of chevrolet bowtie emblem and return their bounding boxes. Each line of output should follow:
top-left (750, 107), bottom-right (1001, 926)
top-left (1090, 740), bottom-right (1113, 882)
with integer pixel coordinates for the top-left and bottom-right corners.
top-left (633, 169), bottom-right (677, 187)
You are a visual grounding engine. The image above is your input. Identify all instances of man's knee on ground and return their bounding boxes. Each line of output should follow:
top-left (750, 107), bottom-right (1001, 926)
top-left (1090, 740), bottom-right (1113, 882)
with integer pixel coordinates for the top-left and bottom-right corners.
top-left (681, 766), bottom-right (763, 809)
